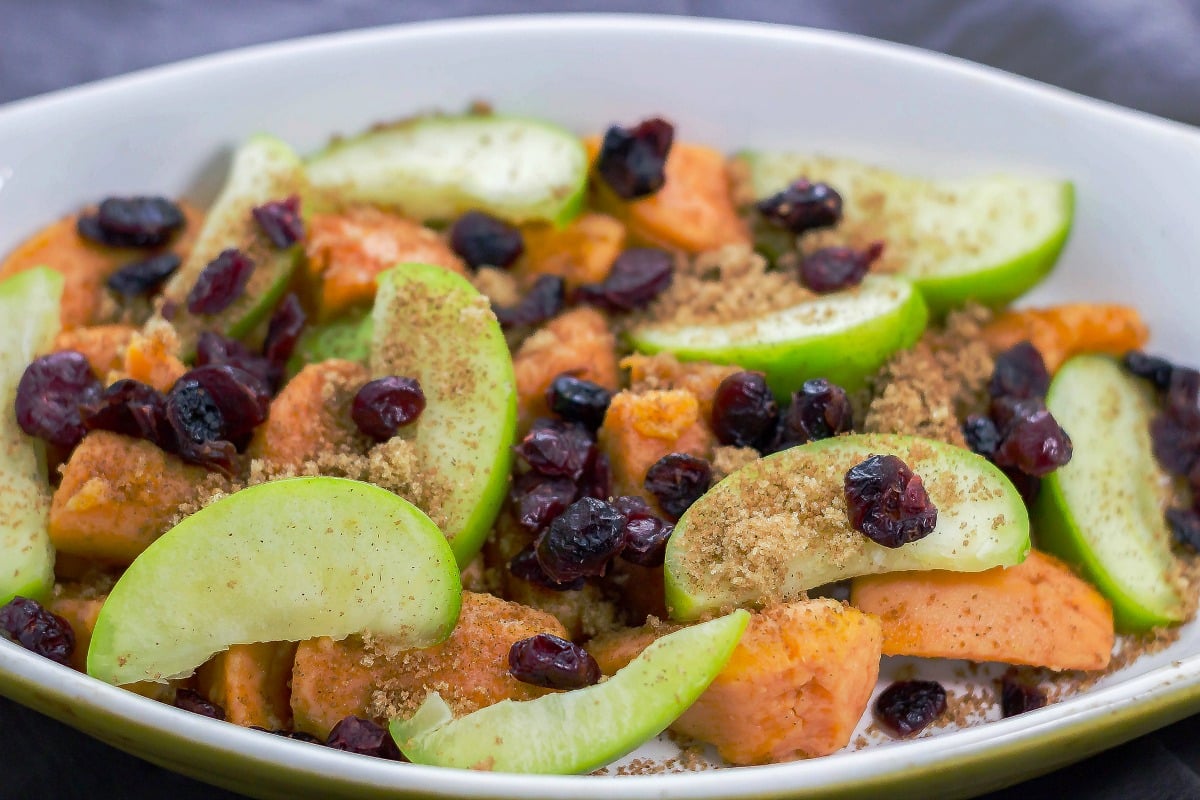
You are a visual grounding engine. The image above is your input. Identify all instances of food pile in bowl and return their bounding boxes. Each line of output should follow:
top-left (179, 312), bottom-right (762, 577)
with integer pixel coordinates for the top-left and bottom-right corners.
top-left (1, 107), bottom-right (1197, 774)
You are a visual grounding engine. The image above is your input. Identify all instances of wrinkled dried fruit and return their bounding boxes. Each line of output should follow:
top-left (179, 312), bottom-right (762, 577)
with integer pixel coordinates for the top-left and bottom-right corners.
top-left (449, 210), bottom-right (525, 269)
top-left (1150, 414), bottom-right (1200, 477)
top-left (595, 117), bottom-right (675, 200)
top-left (578, 449), bottom-right (612, 501)
top-left (81, 379), bottom-right (168, 445)
top-left (510, 473), bottom-right (578, 533)
top-left (0, 597), bottom-right (75, 666)
top-left (772, 378), bottom-right (853, 451)
top-left (1122, 351), bottom-right (1175, 391)
top-left (644, 453), bottom-right (712, 520)
top-left (105, 253), bottom-right (181, 297)
top-left (262, 293), bottom-right (307, 366)
top-left (351, 376), bottom-right (426, 441)
top-left (508, 544), bottom-right (586, 591)
top-left (187, 248), bottom-right (255, 315)
top-left (326, 715), bottom-right (405, 760)
top-left (999, 671), bottom-right (1047, 718)
top-left (874, 679), bottom-right (946, 737)
top-left (756, 179), bottom-right (843, 235)
top-left (535, 497), bottom-right (627, 583)
top-left (514, 418), bottom-right (595, 481)
top-left (992, 398), bottom-right (1073, 477)
top-left (711, 371), bottom-right (779, 448)
top-left (76, 196), bottom-right (185, 248)
top-left (163, 374), bottom-right (237, 471)
top-left (493, 275), bottom-right (565, 329)
top-left (575, 248), bottom-right (673, 313)
top-left (546, 374), bottom-right (612, 431)
top-left (962, 414), bottom-right (1001, 458)
top-left (173, 688), bottom-right (225, 720)
top-left (798, 241), bottom-right (883, 293)
top-left (195, 331), bottom-right (279, 392)
top-left (989, 341), bottom-right (1050, 401)
top-left (1167, 507), bottom-right (1200, 551)
top-left (15, 350), bottom-right (102, 449)
top-left (508, 633), bottom-right (601, 689)
top-left (844, 454), bottom-right (938, 548)
top-left (184, 365), bottom-right (271, 442)
top-left (614, 495), bottom-right (674, 567)
top-left (252, 195), bottom-right (304, 249)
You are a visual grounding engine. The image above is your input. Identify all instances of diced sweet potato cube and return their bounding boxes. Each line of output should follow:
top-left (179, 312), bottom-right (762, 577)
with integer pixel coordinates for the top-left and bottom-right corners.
top-left (982, 304), bottom-right (1149, 373)
top-left (622, 352), bottom-right (741, 419)
top-left (46, 591), bottom-right (105, 672)
top-left (589, 599), bottom-right (882, 764)
top-left (290, 592), bottom-right (567, 739)
top-left (599, 389), bottom-right (714, 497)
top-left (850, 549), bottom-right (1114, 671)
top-left (49, 431), bottom-right (206, 564)
top-left (123, 318), bottom-right (186, 392)
top-left (54, 324), bottom-right (136, 379)
top-left (196, 642), bottom-right (299, 729)
top-left (513, 212), bottom-right (625, 290)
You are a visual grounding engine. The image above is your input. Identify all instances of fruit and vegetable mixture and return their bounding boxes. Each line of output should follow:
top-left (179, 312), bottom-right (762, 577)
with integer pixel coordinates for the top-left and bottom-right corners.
top-left (1, 108), bottom-right (1197, 774)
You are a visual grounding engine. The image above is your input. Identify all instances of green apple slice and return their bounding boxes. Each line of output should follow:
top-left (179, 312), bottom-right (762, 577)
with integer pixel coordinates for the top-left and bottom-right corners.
top-left (628, 274), bottom-right (927, 396)
top-left (390, 609), bottom-right (749, 773)
top-left (0, 268), bottom-right (63, 604)
top-left (1034, 355), bottom-right (1187, 631)
top-left (307, 114), bottom-right (587, 226)
top-left (160, 134), bottom-right (306, 356)
top-left (371, 264), bottom-right (517, 566)
top-left (737, 152), bottom-right (1074, 314)
top-left (664, 433), bottom-right (1030, 621)
top-left (87, 477), bottom-right (461, 685)
top-left (286, 311), bottom-right (373, 376)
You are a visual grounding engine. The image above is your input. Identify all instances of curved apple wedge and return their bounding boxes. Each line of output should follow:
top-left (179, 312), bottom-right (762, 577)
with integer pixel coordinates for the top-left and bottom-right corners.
top-left (390, 609), bottom-right (749, 774)
top-left (628, 274), bottom-right (927, 396)
top-left (87, 477), bottom-right (461, 686)
top-left (1034, 356), bottom-right (1187, 631)
top-left (664, 434), bottom-right (1030, 620)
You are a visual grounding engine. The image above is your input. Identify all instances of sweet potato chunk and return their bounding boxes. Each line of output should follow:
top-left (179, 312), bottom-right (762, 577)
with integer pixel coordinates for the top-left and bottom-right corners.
top-left (622, 352), bottom-right (741, 420)
top-left (982, 304), bottom-right (1149, 373)
top-left (196, 642), bottom-right (299, 729)
top-left (54, 324), bottom-right (136, 379)
top-left (49, 431), bottom-right (206, 564)
top-left (513, 212), bottom-right (625, 290)
top-left (290, 592), bottom-right (568, 739)
top-left (589, 599), bottom-right (882, 764)
top-left (46, 590), bottom-right (105, 673)
top-left (123, 318), bottom-right (186, 392)
top-left (849, 550), bottom-right (1114, 671)
top-left (599, 389), bottom-right (714, 497)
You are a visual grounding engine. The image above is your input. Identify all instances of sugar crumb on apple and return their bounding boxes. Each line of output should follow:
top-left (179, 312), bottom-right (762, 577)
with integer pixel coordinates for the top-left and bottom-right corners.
top-left (711, 446), bottom-right (760, 482)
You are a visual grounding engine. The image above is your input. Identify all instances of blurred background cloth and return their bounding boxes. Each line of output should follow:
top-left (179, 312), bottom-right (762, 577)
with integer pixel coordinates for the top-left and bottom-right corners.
top-left (3, 1), bottom-right (1200, 799)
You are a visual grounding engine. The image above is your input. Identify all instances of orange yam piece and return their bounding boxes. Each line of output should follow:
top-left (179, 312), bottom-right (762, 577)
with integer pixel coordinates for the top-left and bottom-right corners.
top-left (306, 206), bottom-right (467, 319)
top-left (196, 642), bottom-right (299, 729)
top-left (599, 389), bottom-right (714, 497)
top-left (123, 319), bottom-right (186, 392)
top-left (622, 352), bottom-right (740, 419)
top-left (45, 591), bottom-right (105, 673)
top-left (290, 592), bottom-right (567, 739)
top-left (513, 212), bottom-right (625, 290)
top-left (513, 307), bottom-right (619, 432)
top-left (982, 304), bottom-right (1149, 373)
top-left (586, 137), bottom-right (750, 253)
top-left (589, 600), bottom-right (882, 764)
top-left (54, 324), bottom-right (136, 379)
top-left (849, 550), bottom-right (1114, 671)
top-left (49, 431), bottom-right (207, 564)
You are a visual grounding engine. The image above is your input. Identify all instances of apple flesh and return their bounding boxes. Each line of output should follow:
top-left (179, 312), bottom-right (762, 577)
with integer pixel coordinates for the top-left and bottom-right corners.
top-left (286, 311), bottom-right (373, 376)
top-left (628, 274), bottom-right (927, 397)
top-left (0, 268), bottom-right (63, 604)
top-left (1034, 355), bottom-right (1187, 631)
top-left (87, 477), bottom-right (461, 685)
top-left (390, 609), bottom-right (749, 773)
top-left (737, 152), bottom-right (1074, 314)
top-left (664, 433), bottom-right (1030, 621)
top-left (370, 263), bottom-right (517, 566)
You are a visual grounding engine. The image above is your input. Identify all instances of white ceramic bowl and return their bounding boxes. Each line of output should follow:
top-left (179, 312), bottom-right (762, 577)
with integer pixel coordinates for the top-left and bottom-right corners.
top-left (2, 14), bottom-right (1199, 800)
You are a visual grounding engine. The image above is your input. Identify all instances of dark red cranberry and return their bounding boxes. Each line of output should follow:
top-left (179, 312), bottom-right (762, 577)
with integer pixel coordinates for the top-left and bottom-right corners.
top-left (493, 275), bottom-right (565, 329)
top-left (999, 671), bottom-right (1047, 717)
top-left (1150, 414), bottom-right (1200, 476)
top-left (510, 473), bottom-right (578, 533)
top-left (184, 365), bottom-right (271, 442)
top-left (1165, 367), bottom-right (1200, 427)
top-left (81, 379), bottom-right (168, 444)
top-left (546, 374), bottom-right (612, 431)
top-left (579, 449), bottom-right (612, 501)
top-left (614, 495), bottom-right (674, 567)
top-left (595, 117), bottom-right (674, 200)
top-left (773, 378), bottom-right (853, 450)
top-left (1122, 351), bottom-right (1176, 391)
top-left (173, 688), bottom-right (225, 721)
top-left (576, 248), bottom-right (674, 313)
top-left (711, 371), bottom-right (779, 447)
top-left (1189, 460), bottom-right (1200, 504)
top-left (0, 597), bottom-right (75, 666)
top-left (15, 351), bottom-right (102, 449)
top-left (992, 399), bottom-right (1073, 477)
top-left (163, 374), bottom-right (237, 471)
top-left (449, 210), bottom-right (525, 269)
top-left (514, 419), bottom-right (595, 481)
top-left (508, 544), bottom-right (586, 591)
top-left (644, 453), bottom-right (712, 520)
top-left (873, 679), bottom-right (947, 737)
top-left (844, 454), bottom-right (938, 548)
top-left (252, 195), bottom-right (304, 249)
top-left (989, 342), bottom-right (1050, 401)
top-left (105, 253), bottom-right (181, 297)
top-left (755, 179), bottom-right (843, 235)
top-left (508, 633), bottom-right (601, 689)
top-left (263, 293), bottom-right (307, 366)
top-left (195, 331), bottom-right (279, 391)
top-left (798, 241), bottom-right (883, 294)
top-left (326, 716), bottom-right (404, 760)
top-left (1167, 507), bottom-right (1200, 551)
top-left (76, 196), bottom-right (185, 248)
top-left (962, 414), bottom-right (1001, 458)
top-left (351, 377), bottom-right (425, 441)
top-left (186, 248), bottom-right (255, 315)
top-left (535, 496), bottom-right (627, 583)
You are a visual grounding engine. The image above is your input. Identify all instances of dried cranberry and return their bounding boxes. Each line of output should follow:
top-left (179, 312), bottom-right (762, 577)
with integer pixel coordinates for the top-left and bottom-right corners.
top-left (1150, 414), bottom-right (1200, 476)
top-left (1165, 367), bottom-right (1200, 427)
top-left (263, 293), bottom-right (307, 366)
top-left (326, 716), bottom-right (404, 760)
top-left (999, 671), bottom-right (1047, 718)
top-left (493, 275), bottom-right (565, 329)
top-left (989, 342), bottom-right (1050, 401)
top-left (773, 378), bottom-right (853, 450)
top-left (644, 453), bottom-right (712, 519)
top-left (0, 597), bottom-right (75, 666)
top-left (1123, 351), bottom-right (1176, 391)
top-left (576, 248), bottom-right (674, 313)
top-left (15, 351), bottom-right (102, 449)
top-left (448, 210), bottom-right (525, 269)
top-left (798, 241), bottom-right (883, 294)
top-left (252, 195), bottom-right (304, 249)
top-left (510, 473), bottom-right (578, 533)
top-left (962, 414), bottom-right (1001, 458)
top-left (351, 377), bottom-right (425, 441)
top-left (514, 419), bottom-right (595, 481)
top-left (163, 374), bottom-right (237, 471)
top-left (105, 253), bottom-right (181, 297)
top-left (873, 680), bottom-right (947, 737)
top-left (81, 379), bottom-right (168, 444)
top-left (186, 248), bottom-right (255, 315)
top-left (844, 454), bottom-right (938, 548)
top-left (614, 495), bottom-right (674, 567)
top-left (195, 332), bottom-right (279, 391)
top-left (756, 179), bottom-right (843, 235)
top-left (1167, 507), bottom-right (1200, 551)
top-left (77, 196), bottom-right (185, 248)
top-left (508, 544), bottom-right (586, 591)
top-left (595, 117), bottom-right (674, 200)
top-left (535, 497), bottom-right (627, 583)
top-left (188, 365), bottom-right (271, 441)
top-left (711, 371), bottom-right (779, 448)
top-left (173, 688), bottom-right (225, 721)
top-left (1190, 461), bottom-right (1200, 504)
top-left (992, 399), bottom-right (1073, 477)
top-left (508, 633), bottom-right (601, 690)
top-left (546, 374), bottom-right (612, 431)
top-left (579, 449), bottom-right (612, 501)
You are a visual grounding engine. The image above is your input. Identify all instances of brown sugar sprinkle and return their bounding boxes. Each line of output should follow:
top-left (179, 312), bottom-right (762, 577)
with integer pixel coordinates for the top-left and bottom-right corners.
top-left (711, 446), bottom-right (760, 482)
top-left (470, 266), bottom-right (521, 308)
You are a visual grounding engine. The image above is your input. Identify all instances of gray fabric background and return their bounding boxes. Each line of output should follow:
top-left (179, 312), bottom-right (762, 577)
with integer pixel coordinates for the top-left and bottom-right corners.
top-left (2, 2), bottom-right (1200, 799)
